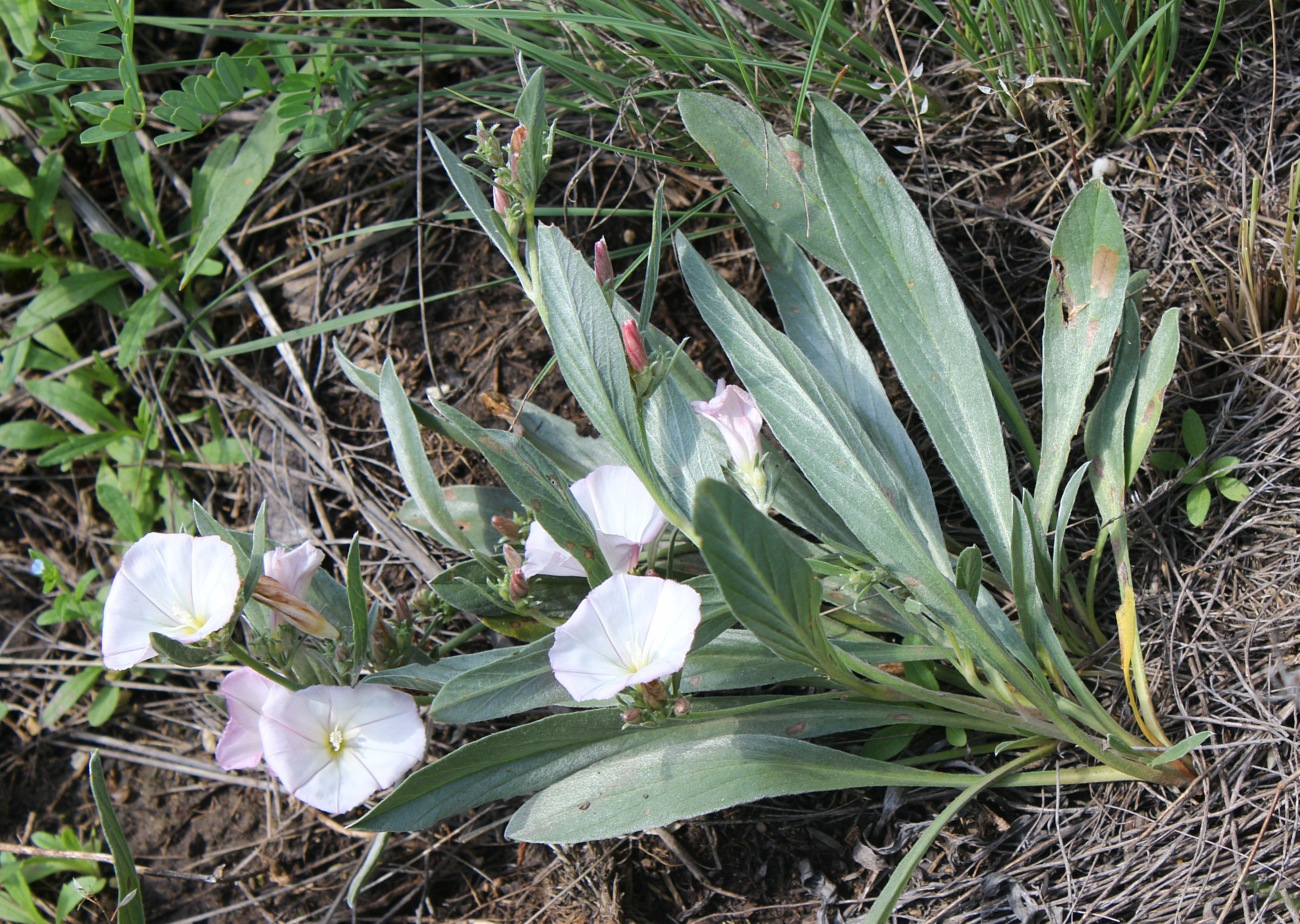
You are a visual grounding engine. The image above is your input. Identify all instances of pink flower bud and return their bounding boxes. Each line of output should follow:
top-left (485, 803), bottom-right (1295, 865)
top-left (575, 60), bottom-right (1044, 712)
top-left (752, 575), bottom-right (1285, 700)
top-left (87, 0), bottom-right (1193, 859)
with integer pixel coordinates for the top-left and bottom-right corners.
top-left (493, 184), bottom-right (509, 219)
top-left (621, 319), bottom-right (649, 374)
top-left (672, 697), bottom-right (691, 716)
top-left (508, 570), bottom-right (528, 602)
top-left (594, 237), bottom-right (614, 288)
top-left (502, 544), bottom-right (524, 572)
top-left (509, 125), bottom-right (527, 181)
top-left (621, 707), bottom-right (644, 725)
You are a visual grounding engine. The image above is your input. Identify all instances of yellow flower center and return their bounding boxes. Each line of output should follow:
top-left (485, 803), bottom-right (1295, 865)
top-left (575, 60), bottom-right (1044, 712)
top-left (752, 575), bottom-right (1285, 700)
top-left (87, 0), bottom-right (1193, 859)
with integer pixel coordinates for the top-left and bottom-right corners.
top-left (327, 726), bottom-right (346, 754)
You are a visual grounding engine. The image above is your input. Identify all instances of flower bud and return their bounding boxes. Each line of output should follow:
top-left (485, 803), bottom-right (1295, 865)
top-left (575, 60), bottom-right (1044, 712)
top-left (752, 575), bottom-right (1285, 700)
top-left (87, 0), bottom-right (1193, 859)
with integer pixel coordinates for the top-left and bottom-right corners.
top-left (253, 576), bottom-right (340, 640)
top-left (502, 544), bottom-right (524, 572)
top-left (621, 319), bottom-right (649, 374)
top-left (493, 184), bottom-right (509, 219)
top-left (508, 570), bottom-right (528, 602)
top-left (672, 697), bottom-right (690, 716)
top-left (621, 707), bottom-right (644, 725)
top-left (509, 125), bottom-right (527, 182)
top-left (594, 237), bottom-right (614, 289)
top-left (492, 515), bottom-right (520, 539)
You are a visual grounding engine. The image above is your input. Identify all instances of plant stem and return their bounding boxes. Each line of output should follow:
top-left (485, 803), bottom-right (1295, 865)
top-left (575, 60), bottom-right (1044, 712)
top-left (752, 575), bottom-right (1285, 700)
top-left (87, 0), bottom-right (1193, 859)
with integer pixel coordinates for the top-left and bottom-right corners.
top-left (226, 644), bottom-right (302, 691)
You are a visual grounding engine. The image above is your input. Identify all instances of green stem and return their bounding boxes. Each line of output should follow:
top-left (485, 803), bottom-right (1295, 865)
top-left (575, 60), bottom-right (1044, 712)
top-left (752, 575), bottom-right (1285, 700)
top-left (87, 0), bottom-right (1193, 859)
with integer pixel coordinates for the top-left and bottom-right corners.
top-left (227, 643), bottom-right (302, 691)
top-left (434, 620), bottom-right (489, 658)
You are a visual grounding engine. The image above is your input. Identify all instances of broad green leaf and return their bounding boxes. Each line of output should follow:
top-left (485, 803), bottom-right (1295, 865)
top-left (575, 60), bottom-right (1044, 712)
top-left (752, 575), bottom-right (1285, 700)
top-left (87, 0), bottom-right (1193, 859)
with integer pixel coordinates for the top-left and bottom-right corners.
top-left (808, 97), bottom-right (1014, 577)
top-left (111, 135), bottom-right (164, 244)
top-left (1085, 300), bottom-right (1142, 522)
top-left (180, 101), bottom-right (288, 287)
top-left (0, 421), bottom-right (66, 450)
top-left (1035, 181), bottom-right (1129, 525)
top-left (115, 287), bottom-right (167, 370)
top-left (378, 360), bottom-right (469, 553)
top-left (505, 733), bottom-right (953, 843)
top-left (356, 695), bottom-right (939, 832)
top-left (0, 0), bottom-right (40, 56)
top-left (1216, 477), bottom-right (1249, 502)
top-left (0, 155), bottom-right (34, 199)
top-left (736, 195), bottom-right (940, 552)
top-left (87, 685), bottom-right (121, 727)
top-left (1, 271), bottom-right (128, 393)
top-left (431, 401), bottom-right (610, 585)
top-left (1151, 729), bottom-right (1211, 766)
top-left (148, 631), bottom-right (218, 667)
top-left (513, 68), bottom-right (548, 199)
top-left (27, 152), bottom-right (63, 241)
top-left (88, 753), bottom-right (145, 924)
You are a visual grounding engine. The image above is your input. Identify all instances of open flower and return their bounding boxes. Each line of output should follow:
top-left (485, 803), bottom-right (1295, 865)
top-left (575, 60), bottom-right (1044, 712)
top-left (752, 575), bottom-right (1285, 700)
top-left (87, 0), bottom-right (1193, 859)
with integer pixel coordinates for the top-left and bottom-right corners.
top-left (259, 683), bottom-right (425, 815)
top-left (548, 573), bottom-right (701, 702)
top-left (214, 667), bottom-right (276, 771)
top-left (691, 380), bottom-right (764, 473)
top-left (254, 541), bottom-right (338, 639)
top-left (523, 465), bottom-right (668, 578)
top-left (101, 533), bottom-right (240, 670)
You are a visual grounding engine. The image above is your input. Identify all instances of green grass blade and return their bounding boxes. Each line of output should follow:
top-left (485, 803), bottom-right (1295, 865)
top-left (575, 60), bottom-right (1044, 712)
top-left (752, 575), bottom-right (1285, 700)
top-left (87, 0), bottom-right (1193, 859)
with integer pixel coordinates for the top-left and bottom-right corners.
top-left (88, 752), bottom-right (145, 924)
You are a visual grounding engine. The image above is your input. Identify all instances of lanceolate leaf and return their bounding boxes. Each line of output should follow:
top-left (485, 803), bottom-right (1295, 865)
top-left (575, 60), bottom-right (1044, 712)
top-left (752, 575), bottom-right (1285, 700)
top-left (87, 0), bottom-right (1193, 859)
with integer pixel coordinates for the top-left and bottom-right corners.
top-left (1035, 181), bottom-right (1130, 527)
top-left (356, 696), bottom-right (946, 833)
top-left (1125, 307), bottom-right (1180, 485)
top-left (678, 236), bottom-right (949, 578)
top-left (378, 360), bottom-right (470, 554)
top-left (506, 733), bottom-right (954, 843)
top-left (808, 97), bottom-right (1015, 579)
top-left (736, 196), bottom-right (942, 555)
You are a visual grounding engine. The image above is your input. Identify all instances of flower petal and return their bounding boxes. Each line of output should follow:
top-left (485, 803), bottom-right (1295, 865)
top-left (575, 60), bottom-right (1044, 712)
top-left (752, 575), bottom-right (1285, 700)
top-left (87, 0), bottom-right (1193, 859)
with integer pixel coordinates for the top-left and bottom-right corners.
top-left (549, 574), bottom-right (701, 702)
top-left (570, 466), bottom-right (668, 569)
top-left (215, 668), bottom-right (277, 770)
top-left (521, 522), bottom-right (587, 579)
top-left (691, 381), bottom-right (764, 471)
top-left (259, 684), bottom-right (424, 814)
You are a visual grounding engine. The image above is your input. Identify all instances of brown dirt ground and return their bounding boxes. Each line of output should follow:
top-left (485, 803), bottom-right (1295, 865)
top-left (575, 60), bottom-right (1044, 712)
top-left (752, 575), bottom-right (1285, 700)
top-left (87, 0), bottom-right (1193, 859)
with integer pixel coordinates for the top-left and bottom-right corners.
top-left (3, 1), bottom-right (1299, 922)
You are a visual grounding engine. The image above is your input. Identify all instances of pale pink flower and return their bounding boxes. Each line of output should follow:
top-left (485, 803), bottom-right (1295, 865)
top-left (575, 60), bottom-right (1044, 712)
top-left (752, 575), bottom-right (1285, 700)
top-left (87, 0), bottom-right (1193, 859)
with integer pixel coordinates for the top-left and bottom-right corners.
top-left (691, 380), bottom-right (764, 473)
top-left (101, 533), bottom-right (240, 670)
top-left (259, 683), bottom-right (425, 815)
top-left (215, 667), bottom-right (276, 771)
top-left (522, 465), bottom-right (668, 578)
top-left (548, 573), bottom-right (701, 702)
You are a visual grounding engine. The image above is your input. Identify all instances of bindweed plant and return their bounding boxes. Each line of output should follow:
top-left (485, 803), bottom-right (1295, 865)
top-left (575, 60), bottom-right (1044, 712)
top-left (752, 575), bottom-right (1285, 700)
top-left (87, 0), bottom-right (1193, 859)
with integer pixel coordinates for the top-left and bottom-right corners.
top-left (92, 70), bottom-right (1205, 921)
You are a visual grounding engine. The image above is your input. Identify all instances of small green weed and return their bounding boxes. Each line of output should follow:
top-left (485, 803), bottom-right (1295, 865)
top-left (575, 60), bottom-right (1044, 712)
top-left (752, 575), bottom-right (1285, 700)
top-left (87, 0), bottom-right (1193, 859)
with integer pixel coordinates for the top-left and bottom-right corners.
top-left (1150, 409), bottom-right (1249, 526)
top-left (0, 829), bottom-right (106, 924)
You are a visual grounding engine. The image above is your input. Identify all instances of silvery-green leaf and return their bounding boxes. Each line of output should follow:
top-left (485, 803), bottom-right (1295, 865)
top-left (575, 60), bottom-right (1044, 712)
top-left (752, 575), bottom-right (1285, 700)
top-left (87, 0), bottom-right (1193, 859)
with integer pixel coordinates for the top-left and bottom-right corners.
top-left (1035, 181), bottom-right (1129, 526)
top-left (808, 97), bottom-right (1014, 578)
